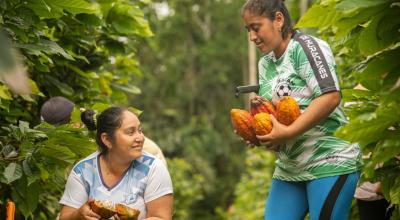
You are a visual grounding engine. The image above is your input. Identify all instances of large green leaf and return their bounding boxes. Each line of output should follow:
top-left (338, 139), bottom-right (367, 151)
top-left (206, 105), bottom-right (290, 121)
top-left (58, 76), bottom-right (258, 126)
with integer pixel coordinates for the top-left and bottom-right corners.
top-left (355, 49), bottom-right (400, 90)
top-left (2, 162), bottom-right (23, 184)
top-left (359, 8), bottom-right (400, 55)
top-left (38, 143), bottom-right (76, 164)
top-left (11, 178), bottom-right (40, 219)
top-left (373, 131), bottom-right (400, 163)
top-left (335, 0), bottom-right (390, 17)
top-left (107, 3), bottom-right (153, 36)
top-left (15, 39), bottom-right (74, 60)
top-left (334, 3), bottom-right (388, 40)
top-left (335, 113), bottom-right (393, 146)
top-left (27, 0), bottom-right (98, 18)
top-left (296, 4), bottom-right (331, 28)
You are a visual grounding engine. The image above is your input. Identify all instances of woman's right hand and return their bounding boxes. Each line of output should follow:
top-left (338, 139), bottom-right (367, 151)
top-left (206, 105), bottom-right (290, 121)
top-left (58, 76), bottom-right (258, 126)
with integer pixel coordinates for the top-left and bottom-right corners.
top-left (77, 199), bottom-right (102, 220)
top-left (59, 200), bottom-right (101, 220)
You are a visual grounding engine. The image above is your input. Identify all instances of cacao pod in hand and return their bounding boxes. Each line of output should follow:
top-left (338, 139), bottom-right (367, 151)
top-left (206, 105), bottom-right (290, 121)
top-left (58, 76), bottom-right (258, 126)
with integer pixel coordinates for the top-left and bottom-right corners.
top-left (89, 200), bottom-right (116, 219)
top-left (276, 96), bottom-right (301, 125)
top-left (250, 96), bottom-right (277, 117)
top-left (253, 113), bottom-right (273, 135)
top-left (230, 109), bottom-right (259, 146)
top-left (116, 203), bottom-right (140, 220)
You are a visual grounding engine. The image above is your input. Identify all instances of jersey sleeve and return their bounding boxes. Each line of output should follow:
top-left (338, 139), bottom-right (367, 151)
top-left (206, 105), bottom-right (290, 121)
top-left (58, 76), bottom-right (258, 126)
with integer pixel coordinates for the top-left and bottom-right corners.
top-left (59, 169), bottom-right (89, 209)
top-left (144, 158), bottom-right (173, 203)
top-left (296, 38), bottom-right (340, 97)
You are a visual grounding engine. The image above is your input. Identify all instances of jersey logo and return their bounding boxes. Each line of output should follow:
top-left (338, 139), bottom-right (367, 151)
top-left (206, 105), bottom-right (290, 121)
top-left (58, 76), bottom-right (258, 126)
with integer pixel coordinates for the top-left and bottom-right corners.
top-left (275, 78), bottom-right (292, 98)
top-left (124, 192), bottom-right (138, 204)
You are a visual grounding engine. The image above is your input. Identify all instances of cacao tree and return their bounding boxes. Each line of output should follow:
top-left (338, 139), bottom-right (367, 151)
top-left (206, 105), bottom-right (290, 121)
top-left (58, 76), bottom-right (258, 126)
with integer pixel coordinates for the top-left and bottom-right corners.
top-left (0, 0), bottom-right (152, 218)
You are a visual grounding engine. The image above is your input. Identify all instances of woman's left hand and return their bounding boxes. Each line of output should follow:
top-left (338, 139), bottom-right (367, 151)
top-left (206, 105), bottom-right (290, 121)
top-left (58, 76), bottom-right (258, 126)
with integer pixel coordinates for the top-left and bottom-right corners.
top-left (256, 114), bottom-right (293, 151)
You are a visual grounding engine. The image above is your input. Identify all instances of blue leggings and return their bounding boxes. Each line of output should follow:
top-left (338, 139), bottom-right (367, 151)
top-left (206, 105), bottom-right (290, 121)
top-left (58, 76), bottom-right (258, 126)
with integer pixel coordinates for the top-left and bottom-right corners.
top-left (264, 172), bottom-right (360, 220)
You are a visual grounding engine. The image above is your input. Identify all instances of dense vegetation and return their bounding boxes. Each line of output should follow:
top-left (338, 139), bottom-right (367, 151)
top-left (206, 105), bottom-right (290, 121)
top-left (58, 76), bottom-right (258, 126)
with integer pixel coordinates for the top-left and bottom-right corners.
top-left (0, 0), bottom-right (398, 219)
top-left (0, 0), bottom-right (152, 218)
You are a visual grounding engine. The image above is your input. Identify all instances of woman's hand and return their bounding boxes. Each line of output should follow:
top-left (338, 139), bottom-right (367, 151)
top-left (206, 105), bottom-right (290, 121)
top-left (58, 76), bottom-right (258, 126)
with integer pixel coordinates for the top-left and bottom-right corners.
top-left (256, 114), bottom-right (292, 151)
top-left (233, 130), bottom-right (257, 148)
top-left (59, 199), bottom-right (101, 220)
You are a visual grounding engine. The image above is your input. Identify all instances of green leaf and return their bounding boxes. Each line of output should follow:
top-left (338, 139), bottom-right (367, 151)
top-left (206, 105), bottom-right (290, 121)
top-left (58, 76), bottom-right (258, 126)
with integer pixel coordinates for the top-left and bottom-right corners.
top-left (43, 130), bottom-right (97, 158)
top-left (3, 163), bottom-right (23, 184)
top-left (0, 84), bottom-right (12, 100)
top-left (390, 177), bottom-right (400, 204)
top-left (38, 143), bottom-right (76, 164)
top-left (296, 4), bottom-right (330, 28)
top-left (358, 8), bottom-right (400, 55)
top-left (335, 0), bottom-right (390, 17)
top-left (27, 0), bottom-right (98, 19)
top-left (335, 114), bottom-right (392, 146)
top-left (65, 63), bottom-right (99, 79)
top-left (334, 3), bottom-right (388, 40)
top-left (91, 103), bottom-right (110, 112)
top-left (107, 3), bottom-right (153, 36)
top-left (372, 131), bottom-right (400, 163)
top-left (15, 39), bottom-right (74, 60)
top-left (11, 179), bottom-right (40, 219)
top-left (354, 49), bottom-right (400, 90)
top-left (341, 88), bottom-right (377, 102)
top-left (111, 83), bottom-right (141, 94)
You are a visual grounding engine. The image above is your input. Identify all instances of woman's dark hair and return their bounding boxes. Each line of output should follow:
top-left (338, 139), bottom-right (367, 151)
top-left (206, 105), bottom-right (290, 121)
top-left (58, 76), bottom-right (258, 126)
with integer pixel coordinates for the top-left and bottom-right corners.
top-left (81, 107), bottom-right (127, 153)
top-left (241, 0), bottom-right (293, 39)
top-left (40, 96), bottom-right (75, 126)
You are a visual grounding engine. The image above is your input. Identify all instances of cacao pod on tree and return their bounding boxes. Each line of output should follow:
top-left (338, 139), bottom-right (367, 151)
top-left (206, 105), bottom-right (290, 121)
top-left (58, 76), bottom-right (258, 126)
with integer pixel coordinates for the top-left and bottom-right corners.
top-left (253, 113), bottom-right (273, 135)
top-left (250, 96), bottom-right (277, 117)
top-left (276, 96), bottom-right (301, 125)
top-left (230, 109), bottom-right (259, 146)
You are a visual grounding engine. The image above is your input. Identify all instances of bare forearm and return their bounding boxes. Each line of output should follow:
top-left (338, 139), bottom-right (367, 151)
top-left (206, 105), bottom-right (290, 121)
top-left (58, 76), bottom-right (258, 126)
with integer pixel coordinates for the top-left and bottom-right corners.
top-left (59, 210), bottom-right (80, 220)
top-left (145, 217), bottom-right (170, 220)
top-left (287, 91), bottom-right (340, 138)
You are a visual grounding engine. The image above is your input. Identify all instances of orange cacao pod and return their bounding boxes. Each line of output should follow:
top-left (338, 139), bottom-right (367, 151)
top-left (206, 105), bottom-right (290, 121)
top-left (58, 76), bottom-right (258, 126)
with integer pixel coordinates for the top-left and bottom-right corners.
top-left (230, 109), bottom-right (259, 145)
top-left (253, 113), bottom-right (273, 135)
top-left (276, 96), bottom-right (301, 125)
top-left (116, 203), bottom-right (140, 220)
top-left (250, 96), bottom-right (277, 117)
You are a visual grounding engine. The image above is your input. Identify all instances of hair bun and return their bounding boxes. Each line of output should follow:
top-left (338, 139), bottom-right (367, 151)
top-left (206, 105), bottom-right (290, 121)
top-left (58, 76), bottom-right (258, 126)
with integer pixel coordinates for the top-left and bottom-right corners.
top-left (80, 109), bottom-right (97, 131)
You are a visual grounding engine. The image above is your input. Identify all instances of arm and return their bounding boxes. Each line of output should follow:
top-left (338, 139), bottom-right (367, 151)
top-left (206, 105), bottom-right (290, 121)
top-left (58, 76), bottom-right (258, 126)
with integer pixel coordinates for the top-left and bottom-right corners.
top-left (145, 194), bottom-right (174, 220)
top-left (144, 158), bottom-right (173, 220)
top-left (59, 201), bottom-right (101, 220)
top-left (59, 166), bottom-right (100, 220)
top-left (257, 91), bottom-right (341, 147)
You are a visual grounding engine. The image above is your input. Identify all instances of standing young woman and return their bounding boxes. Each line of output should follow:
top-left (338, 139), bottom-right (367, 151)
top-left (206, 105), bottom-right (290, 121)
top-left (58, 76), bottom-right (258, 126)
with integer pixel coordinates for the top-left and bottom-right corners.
top-left (240, 0), bottom-right (363, 219)
top-left (59, 107), bottom-right (173, 220)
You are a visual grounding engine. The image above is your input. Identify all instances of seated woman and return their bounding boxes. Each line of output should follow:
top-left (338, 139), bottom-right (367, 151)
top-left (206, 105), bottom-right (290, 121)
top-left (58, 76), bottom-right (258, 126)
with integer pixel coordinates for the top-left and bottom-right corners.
top-left (59, 107), bottom-right (173, 220)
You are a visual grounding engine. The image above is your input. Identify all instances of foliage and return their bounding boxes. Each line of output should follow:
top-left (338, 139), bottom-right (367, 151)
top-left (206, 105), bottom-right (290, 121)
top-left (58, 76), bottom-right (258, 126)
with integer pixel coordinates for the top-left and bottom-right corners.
top-left (0, 0), bottom-right (152, 218)
top-left (218, 148), bottom-right (275, 220)
top-left (137, 1), bottom-right (250, 219)
top-left (297, 0), bottom-right (400, 219)
top-left (167, 158), bottom-right (204, 220)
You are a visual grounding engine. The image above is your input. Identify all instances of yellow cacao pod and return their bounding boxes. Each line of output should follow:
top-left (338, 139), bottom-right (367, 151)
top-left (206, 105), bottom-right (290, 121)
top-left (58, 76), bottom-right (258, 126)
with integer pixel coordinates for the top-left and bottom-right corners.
top-left (253, 113), bottom-right (273, 135)
top-left (276, 96), bottom-right (301, 125)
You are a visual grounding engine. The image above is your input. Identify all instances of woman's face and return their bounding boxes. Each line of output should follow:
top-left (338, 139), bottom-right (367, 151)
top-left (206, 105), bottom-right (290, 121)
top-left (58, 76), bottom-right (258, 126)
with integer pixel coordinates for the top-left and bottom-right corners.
top-left (111, 111), bottom-right (145, 161)
top-left (242, 10), bottom-right (282, 54)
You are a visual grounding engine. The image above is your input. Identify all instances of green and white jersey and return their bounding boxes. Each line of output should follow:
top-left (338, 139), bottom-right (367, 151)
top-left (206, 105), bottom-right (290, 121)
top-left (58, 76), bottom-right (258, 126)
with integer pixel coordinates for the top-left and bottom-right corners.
top-left (258, 34), bottom-right (362, 181)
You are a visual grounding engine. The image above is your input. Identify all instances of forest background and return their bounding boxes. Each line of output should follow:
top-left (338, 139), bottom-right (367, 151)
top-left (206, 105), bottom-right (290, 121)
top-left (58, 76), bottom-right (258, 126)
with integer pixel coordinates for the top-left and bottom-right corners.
top-left (0, 0), bottom-right (399, 219)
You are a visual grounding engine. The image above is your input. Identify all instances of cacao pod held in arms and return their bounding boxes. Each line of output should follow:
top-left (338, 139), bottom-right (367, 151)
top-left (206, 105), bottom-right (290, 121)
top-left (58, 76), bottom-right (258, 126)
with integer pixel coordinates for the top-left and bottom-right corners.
top-left (230, 109), bottom-right (259, 146)
top-left (253, 113), bottom-right (273, 135)
top-left (276, 96), bottom-right (301, 125)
